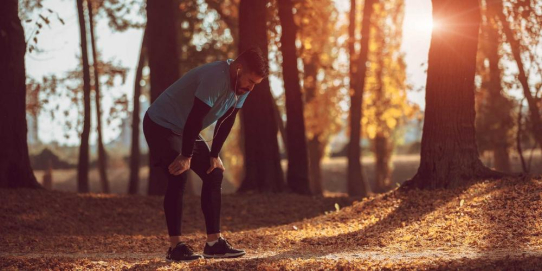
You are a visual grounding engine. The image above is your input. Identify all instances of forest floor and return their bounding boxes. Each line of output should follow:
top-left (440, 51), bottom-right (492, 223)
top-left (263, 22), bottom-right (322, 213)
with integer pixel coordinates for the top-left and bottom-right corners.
top-left (2, 175), bottom-right (542, 270)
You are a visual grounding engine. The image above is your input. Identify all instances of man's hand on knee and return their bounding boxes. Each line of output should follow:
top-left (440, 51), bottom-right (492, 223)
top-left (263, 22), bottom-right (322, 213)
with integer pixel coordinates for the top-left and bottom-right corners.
top-left (207, 157), bottom-right (225, 174)
top-left (168, 155), bottom-right (191, 175)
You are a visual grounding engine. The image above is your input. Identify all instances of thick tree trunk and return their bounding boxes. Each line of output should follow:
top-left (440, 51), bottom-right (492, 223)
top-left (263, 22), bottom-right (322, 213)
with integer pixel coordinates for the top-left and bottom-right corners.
top-left (76, 0), bottom-right (92, 193)
top-left (277, 0), bottom-right (311, 195)
top-left (146, 0), bottom-right (180, 195)
top-left (87, 0), bottom-right (110, 193)
top-left (128, 29), bottom-right (147, 195)
top-left (405, 0), bottom-right (502, 189)
top-left (347, 0), bottom-right (373, 197)
top-left (0, 0), bottom-right (41, 189)
top-left (494, 1), bottom-right (542, 156)
top-left (237, 0), bottom-right (285, 193)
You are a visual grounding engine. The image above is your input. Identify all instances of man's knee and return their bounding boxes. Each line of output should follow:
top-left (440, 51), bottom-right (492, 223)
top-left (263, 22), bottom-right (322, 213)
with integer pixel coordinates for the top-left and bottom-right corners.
top-left (204, 169), bottom-right (223, 186)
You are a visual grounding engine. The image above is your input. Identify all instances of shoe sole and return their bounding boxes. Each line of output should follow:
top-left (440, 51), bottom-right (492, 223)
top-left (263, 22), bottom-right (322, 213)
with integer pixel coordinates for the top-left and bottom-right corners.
top-left (203, 252), bottom-right (246, 259)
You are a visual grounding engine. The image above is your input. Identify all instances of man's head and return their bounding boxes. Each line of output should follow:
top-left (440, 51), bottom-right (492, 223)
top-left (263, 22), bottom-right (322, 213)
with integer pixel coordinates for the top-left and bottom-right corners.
top-left (232, 47), bottom-right (268, 95)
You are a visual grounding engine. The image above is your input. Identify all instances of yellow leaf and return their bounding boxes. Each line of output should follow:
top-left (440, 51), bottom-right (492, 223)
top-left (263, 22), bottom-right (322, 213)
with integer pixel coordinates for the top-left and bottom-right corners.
top-left (385, 118), bottom-right (397, 129)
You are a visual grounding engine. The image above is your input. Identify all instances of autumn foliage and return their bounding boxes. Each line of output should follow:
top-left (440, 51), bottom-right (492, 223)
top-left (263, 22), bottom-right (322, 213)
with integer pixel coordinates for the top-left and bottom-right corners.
top-left (2, 175), bottom-right (541, 269)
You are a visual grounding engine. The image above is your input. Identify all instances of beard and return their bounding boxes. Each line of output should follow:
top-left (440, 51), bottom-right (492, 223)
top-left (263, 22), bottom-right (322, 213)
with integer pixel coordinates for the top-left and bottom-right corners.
top-left (236, 87), bottom-right (249, 95)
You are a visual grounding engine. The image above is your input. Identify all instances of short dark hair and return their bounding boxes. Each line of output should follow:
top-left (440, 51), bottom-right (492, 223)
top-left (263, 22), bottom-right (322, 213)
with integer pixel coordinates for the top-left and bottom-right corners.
top-left (237, 47), bottom-right (269, 77)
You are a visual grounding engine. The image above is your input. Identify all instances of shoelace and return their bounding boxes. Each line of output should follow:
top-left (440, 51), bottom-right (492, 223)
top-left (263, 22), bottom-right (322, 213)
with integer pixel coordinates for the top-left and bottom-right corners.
top-left (181, 244), bottom-right (196, 255)
top-left (221, 238), bottom-right (233, 249)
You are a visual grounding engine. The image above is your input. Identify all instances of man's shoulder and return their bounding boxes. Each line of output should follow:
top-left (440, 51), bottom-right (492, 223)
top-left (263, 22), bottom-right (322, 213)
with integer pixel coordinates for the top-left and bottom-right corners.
top-left (199, 60), bottom-right (229, 73)
top-left (197, 60), bottom-right (230, 85)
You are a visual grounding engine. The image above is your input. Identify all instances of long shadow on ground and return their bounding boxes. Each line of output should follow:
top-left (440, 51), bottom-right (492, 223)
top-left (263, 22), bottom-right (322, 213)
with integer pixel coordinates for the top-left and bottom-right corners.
top-left (0, 188), bottom-right (355, 236)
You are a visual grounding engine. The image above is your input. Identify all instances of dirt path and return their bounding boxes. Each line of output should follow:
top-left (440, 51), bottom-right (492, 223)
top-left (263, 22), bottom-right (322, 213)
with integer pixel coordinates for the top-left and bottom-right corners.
top-left (2, 247), bottom-right (541, 261)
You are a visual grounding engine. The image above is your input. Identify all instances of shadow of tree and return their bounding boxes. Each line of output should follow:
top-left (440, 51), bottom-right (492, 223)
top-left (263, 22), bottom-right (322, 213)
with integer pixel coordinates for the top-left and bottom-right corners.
top-left (288, 183), bottom-right (475, 256)
top-left (480, 176), bottom-right (542, 251)
top-left (247, 176), bottom-right (541, 263)
top-left (0, 188), bottom-right (355, 236)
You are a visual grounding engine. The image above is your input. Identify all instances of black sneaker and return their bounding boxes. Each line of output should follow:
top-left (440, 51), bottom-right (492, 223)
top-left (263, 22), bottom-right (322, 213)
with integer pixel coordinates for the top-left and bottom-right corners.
top-left (166, 242), bottom-right (203, 262)
top-left (203, 237), bottom-right (246, 259)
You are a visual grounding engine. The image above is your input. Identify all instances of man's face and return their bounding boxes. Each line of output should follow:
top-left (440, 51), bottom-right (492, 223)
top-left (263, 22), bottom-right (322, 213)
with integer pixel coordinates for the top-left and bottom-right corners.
top-left (236, 70), bottom-right (264, 95)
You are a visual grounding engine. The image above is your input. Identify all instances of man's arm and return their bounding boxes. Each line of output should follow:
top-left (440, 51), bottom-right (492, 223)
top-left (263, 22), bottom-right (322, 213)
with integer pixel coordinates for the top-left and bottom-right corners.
top-left (210, 106), bottom-right (240, 158)
top-left (181, 97), bottom-right (212, 157)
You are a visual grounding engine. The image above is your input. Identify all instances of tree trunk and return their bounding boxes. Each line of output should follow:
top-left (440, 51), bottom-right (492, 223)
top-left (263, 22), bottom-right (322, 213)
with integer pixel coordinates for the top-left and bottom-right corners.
top-left (76, 0), bottom-right (92, 193)
top-left (303, 53), bottom-right (323, 195)
top-left (87, 0), bottom-right (110, 193)
top-left (347, 0), bottom-right (373, 197)
top-left (277, 0), bottom-right (311, 195)
top-left (0, 0), bottom-right (41, 189)
top-left (271, 96), bottom-right (288, 152)
top-left (43, 159), bottom-right (53, 190)
top-left (486, 19), bottom-right (511, 172)
top-left (404, 0), bottom-right (503, 189)
top-left (517, 100), bottom-right (531, 173)
top-left (373, 134), bottom-right (392, 192)
top-left (494, 1), bottom-right (542, 156)
top-left (128, 29), bottom-right (148, 195)
top-left (146, 0), bottom-right (180, 195)
top-left (307, 135), bottom-right (324, 194)
top-left (372, 25), bottom-right (392, 193)
top-left (237, 0), bottom-right (285, 193)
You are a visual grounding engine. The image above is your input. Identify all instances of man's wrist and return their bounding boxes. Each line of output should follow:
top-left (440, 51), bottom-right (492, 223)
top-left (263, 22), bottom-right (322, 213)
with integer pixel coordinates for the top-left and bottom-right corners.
top-left (180, 153), bottom-right (192, 159)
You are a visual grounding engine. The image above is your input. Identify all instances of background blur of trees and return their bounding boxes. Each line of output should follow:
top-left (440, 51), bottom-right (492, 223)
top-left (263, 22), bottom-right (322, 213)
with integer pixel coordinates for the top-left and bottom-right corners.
top-left (7, 0), bottom-right (541, 194)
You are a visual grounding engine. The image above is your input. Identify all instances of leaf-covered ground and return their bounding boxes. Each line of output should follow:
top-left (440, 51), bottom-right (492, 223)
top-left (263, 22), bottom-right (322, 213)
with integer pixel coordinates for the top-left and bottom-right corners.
top-left (1, 175), bottom-right (542, 270)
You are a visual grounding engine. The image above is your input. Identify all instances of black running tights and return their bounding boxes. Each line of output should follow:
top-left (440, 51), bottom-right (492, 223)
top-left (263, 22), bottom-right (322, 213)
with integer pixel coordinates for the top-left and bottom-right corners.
top-left (143, 112), bottom-right (222, 236)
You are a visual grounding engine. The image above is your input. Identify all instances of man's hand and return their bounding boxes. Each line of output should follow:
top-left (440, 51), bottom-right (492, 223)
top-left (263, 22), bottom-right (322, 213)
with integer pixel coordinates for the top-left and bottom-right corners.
top-left (168, 154), bottom-right (191, 175)
top-left (207, 157), bottom-right (225, 174)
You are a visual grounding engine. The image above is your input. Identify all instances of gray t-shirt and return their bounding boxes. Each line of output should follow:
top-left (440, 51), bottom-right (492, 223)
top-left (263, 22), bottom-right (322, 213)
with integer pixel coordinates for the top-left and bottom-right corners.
top-left (147, 59), bottom-right (249, 134)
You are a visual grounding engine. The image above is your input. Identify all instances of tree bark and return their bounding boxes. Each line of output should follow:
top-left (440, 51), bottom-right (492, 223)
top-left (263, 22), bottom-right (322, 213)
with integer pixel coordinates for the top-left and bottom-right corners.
top-left (0, 0), bottom-right (41, 189)
top-left (307, 135), bottom-right (324, 194)
top-left (304, 53), bottom-right (324, 195)
top-left (347, 0), bottom-right (373, 197)
top-left (404, 0), bottom-right (503, 189)
top-left (237, 0), bottom-right (285, 193)
top-left (373, 134), bottom-right (392, 192)
top-left (128, 29), bottom-right (147, 195)
top-left (277, 0), bottom-right (311, 195)
top-left (486, 20), bottom-right (511, 172)
top-left (372, 22), bottom-right (392, 193)
top-left (87, 0), bottom-right (110, 193)
top-left (146, 0), bottom-right (180, 195)
top-left (517, 100), bottom-right (528, 173)
top-left (271, 96), bottom-right (288, 152)
top-left (76, 0), bottom-right (92, 193)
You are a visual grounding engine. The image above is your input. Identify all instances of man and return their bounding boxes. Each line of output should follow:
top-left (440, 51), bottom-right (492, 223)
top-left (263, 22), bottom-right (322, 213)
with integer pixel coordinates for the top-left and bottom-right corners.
top-left (143, 47), bottom-right (267, 262)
